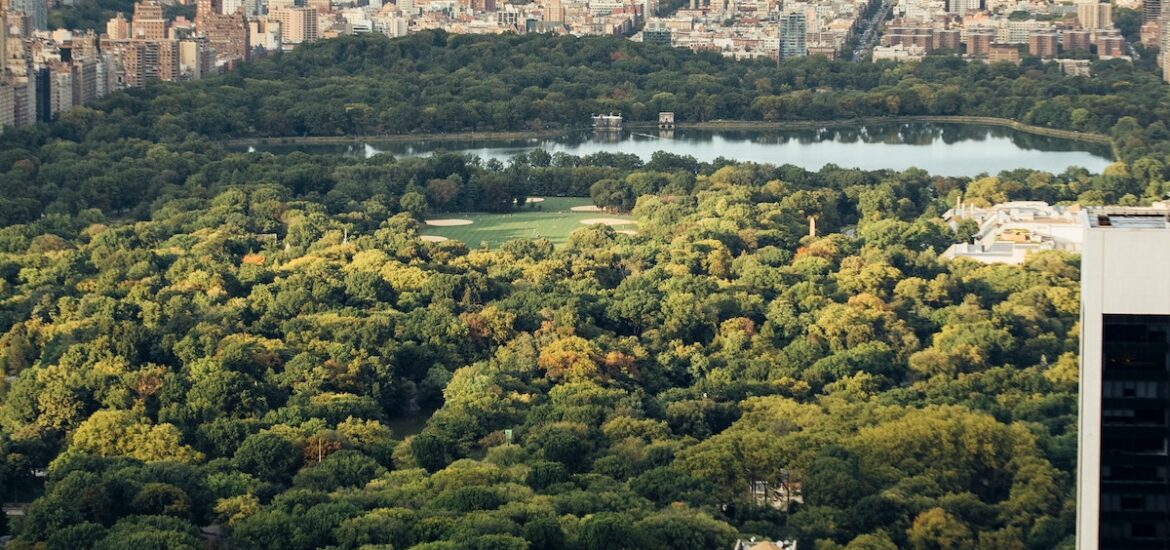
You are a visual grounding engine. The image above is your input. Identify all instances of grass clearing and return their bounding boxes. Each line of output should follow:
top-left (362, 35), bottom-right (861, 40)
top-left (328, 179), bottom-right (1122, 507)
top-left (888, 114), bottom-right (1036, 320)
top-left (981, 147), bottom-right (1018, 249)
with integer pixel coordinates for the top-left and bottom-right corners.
top-left (419, 197), bottom-right (634, 248)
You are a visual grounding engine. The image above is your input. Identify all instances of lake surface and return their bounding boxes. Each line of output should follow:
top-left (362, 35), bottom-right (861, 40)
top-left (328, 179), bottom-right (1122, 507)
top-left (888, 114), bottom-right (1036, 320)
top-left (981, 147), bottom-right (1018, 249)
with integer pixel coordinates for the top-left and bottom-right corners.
top-left (244, 123), bottom-right (1114, 177)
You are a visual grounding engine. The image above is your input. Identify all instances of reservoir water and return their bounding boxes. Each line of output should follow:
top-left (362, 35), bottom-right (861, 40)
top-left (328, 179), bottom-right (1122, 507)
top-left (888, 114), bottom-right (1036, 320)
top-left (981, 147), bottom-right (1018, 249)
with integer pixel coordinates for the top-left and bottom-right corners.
top-left (243, 123), bottom-right (1114, 177)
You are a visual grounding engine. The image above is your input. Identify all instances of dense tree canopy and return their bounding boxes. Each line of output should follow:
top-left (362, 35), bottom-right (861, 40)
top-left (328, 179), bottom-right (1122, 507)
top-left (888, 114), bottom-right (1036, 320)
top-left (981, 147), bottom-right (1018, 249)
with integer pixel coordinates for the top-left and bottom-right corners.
top-left (0, 150), bottom-right (1087, 548)
top-left (0, 29), bottom-right (1167, 549)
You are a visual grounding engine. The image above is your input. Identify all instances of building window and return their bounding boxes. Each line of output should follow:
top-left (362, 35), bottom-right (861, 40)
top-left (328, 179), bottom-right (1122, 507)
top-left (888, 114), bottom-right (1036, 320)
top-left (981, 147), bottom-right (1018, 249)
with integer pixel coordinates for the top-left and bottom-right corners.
top-left (1100, 315), bottom-right (1170, 547)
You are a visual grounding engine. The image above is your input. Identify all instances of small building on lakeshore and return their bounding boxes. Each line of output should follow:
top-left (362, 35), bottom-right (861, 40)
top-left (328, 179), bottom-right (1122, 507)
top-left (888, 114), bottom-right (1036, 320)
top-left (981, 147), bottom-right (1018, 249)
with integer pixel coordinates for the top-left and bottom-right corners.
top-left (592, 113), bottom-right (622, 131)
top-left (658, 111), bottom-right (674, 129)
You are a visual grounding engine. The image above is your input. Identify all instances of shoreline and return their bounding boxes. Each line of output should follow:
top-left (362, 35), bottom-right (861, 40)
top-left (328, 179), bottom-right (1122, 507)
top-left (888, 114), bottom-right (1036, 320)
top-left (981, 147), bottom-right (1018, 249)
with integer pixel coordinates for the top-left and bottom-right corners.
top-left (679, 116), bottom-right (1114, 148)
top-left (225, 116), bottom-right (1115, 158)
top-left (226, 129), bottom-right (573, 147)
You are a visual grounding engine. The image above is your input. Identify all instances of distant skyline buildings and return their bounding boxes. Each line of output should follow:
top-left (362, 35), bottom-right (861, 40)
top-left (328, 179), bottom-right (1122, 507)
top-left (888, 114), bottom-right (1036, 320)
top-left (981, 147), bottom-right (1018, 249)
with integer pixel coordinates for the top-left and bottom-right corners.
top-left (0, 0), bottom-right (1148, 133)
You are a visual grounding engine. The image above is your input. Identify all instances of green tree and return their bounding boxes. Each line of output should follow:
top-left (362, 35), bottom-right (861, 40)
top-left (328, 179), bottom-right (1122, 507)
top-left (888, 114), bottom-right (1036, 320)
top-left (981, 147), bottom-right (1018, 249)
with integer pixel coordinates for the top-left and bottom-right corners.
top-left (232, 432), bottom-right (303, 482)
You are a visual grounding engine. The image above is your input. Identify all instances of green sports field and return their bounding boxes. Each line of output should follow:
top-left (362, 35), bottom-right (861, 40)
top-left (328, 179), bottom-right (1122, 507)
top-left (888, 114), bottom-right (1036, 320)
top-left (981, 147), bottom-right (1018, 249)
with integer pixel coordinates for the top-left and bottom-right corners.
top-left (419, 197), bottom-right (636, 248)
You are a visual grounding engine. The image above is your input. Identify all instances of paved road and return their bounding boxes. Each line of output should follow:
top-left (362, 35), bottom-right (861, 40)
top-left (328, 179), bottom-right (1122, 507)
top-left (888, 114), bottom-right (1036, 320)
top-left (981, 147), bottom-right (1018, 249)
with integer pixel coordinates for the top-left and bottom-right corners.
top-left (852, 0), bottom-right (895, 61)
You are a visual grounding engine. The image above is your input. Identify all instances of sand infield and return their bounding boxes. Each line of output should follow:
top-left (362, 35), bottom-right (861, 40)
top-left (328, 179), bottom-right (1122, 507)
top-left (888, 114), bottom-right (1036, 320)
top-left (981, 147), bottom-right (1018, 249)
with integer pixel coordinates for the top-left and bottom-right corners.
top-left (580, 218), bottom-right (636, 226)
top-left (424, 219), bottom-right (474, 226)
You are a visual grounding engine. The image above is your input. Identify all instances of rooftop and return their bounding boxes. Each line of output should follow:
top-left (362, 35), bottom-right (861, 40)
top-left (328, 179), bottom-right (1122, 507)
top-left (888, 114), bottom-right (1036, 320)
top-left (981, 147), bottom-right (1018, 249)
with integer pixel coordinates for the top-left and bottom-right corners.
top-left (1086, 207), bottom-right (1170, 229)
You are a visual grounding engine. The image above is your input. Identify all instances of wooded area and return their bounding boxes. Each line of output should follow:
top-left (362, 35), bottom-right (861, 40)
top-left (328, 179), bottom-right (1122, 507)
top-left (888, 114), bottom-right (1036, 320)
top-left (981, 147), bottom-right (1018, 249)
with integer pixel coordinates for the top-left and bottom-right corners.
top-left (0, 30), bottom-right (1168, 549)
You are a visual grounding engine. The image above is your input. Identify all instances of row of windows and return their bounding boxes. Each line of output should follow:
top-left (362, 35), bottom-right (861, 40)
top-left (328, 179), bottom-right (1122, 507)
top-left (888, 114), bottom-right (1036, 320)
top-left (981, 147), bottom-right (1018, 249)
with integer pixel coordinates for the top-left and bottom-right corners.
top-left (1104, 316), bottom-right (1170, 343)
top-left (1103, 436), bottom-right (1168, 455)
top-left (1101, 521), bottom-right (1170, 540)
top-left (1103, 380), bottom-right (1164, 399)
top-left (1103, 465), bottom-right (1169, 482)
top-left (1103, 493), bottom-right (1170, 512)
top-left (1102, 408), bottom-right (1167, 426)
top-left (1104, 351), bottom-right (1168, 370)
top-left (1100, 317), bottom-right (1170, 545)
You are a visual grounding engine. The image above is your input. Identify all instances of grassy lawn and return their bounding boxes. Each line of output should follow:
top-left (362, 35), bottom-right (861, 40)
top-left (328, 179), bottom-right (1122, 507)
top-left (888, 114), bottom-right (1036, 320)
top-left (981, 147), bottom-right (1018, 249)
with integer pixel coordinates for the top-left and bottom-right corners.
top-left (420, 197), bottom-right (636, 248)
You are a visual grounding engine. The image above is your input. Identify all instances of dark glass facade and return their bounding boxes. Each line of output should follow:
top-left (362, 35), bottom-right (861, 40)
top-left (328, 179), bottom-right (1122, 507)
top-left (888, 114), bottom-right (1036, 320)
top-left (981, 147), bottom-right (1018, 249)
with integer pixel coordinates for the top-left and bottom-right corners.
top-left (1100, 314), bottom-right (1170, 548)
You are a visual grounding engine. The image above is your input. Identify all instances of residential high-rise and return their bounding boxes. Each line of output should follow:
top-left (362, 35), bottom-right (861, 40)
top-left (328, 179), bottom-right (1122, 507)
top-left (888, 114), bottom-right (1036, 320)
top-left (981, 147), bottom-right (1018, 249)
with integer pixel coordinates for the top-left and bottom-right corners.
top-left (1098, 32), bottom-right (1127, 58)
top-left (1162, 15), bottom-right (1170, 82)
top-left (967, 29), bottom-right (995, 57)
top-left (643, 24), bottom-right (671, 45)
top-left (1078, 0), bottom-right (1113, 29)
top-left (1, 0), bottom-right (7, 73)
top-left (267, 0), bottom-right (296, 11)
top-left (1078, 208), bottom-right (1170, 550)
top-left (934, 28), bottom-right (961, 51)
top-left (44, 61), bottom-right (73, 120)
top-left (10, 0), bottom-right (45, 31)
top-left (1145, 0), bottom-right (1162, 23)
top-left (132, 0), bottom-right (168, 40)
top-left (544, 0), bottom-right (564, 22)
top-left (1028, 30), bottom-right (1058, 58)
top-left (885, 26), bottom-right (934, 52)
top-left (7, 37), bottom-right (36, 126)
top-left (179, 37), bottom-right (214, 79)
top-left (1099, 2), bottom-right (1114, 27)
top-left (947, 0), bottom-right (980, 14)
top-left (106, 13), bottom-right (130, 39)
top-left (71, 58), bottom-right (98, 105)
top-left (1064, 29), bottom-right (1092, 52)
top-left (104, 38), bottom-right (180, 87)
top-left (247, 17), bottom-right (281, 52)
top-left (271, 7), bottom-right (318, 44)
top-left (778, 11), bottom-right (806, 60)
top-left (197, 8), bottom-right (248, 64)
top-left (0, 82), bottom-right (14, 130)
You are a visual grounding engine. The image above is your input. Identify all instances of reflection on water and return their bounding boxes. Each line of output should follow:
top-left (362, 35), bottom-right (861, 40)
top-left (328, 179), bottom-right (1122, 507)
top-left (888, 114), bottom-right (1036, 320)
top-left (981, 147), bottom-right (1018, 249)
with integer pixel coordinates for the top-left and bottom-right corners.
top-left (240, 123), bottom-right (1113, 177)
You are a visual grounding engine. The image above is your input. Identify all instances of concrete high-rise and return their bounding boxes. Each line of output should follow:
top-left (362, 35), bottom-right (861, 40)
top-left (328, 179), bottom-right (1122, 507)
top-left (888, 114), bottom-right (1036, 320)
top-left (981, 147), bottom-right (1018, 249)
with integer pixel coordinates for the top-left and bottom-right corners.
top-left (1078, 208), bottom-right (1170, 550)
top-left (778, 11), bottom-right (806, 60)
top-left (271, 7), bottom-right (318, 44)
top-left (947, 0), bottom-right (980, 14)
top-left (1162, 16), bottom-right (1170, 83)
top-left (1078, 0), bottom-right (1113, 29)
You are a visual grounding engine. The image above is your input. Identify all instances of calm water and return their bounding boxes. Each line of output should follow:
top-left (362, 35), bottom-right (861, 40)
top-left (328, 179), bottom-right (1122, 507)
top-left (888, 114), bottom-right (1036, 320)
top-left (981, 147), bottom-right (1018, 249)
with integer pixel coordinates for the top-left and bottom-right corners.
top-left (244, 123), bottom-right (1114, 177)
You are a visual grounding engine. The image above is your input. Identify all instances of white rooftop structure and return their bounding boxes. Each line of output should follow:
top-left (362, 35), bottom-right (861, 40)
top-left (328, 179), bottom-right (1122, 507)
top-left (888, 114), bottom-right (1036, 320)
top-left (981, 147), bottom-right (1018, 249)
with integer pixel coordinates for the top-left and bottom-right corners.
top-left (941, 201), bottom-right (1086, 264)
